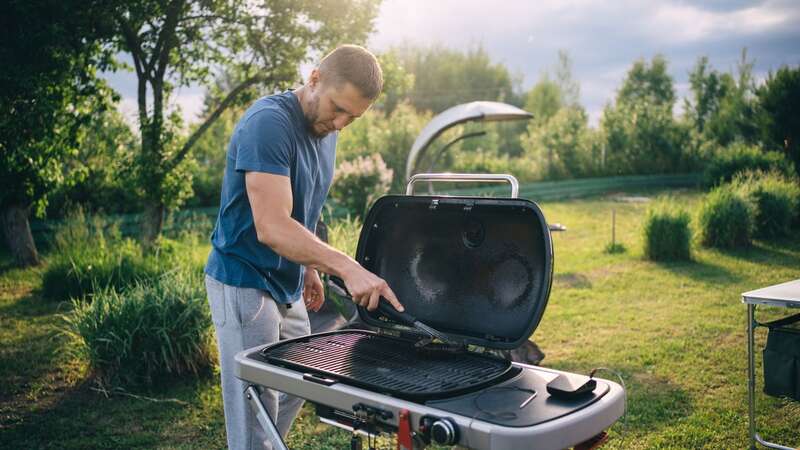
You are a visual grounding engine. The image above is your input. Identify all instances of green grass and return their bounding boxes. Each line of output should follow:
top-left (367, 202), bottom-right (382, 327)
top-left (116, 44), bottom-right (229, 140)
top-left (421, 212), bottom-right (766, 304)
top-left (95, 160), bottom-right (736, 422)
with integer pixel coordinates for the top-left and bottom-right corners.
top-left (2, 189), bottom-right (800, 449)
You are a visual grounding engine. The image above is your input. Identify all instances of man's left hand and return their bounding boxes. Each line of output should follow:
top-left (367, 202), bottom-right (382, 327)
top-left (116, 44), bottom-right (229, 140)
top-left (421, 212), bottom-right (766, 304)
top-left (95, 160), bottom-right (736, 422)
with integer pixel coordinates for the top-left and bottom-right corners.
top-left (303, 268), bottom-right (325, 312)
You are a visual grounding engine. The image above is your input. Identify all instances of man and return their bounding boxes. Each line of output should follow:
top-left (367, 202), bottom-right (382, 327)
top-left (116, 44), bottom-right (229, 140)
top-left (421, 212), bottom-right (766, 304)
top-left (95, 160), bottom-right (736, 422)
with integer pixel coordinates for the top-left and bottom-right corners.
top-left (204, 45), bottom-right (404, 450)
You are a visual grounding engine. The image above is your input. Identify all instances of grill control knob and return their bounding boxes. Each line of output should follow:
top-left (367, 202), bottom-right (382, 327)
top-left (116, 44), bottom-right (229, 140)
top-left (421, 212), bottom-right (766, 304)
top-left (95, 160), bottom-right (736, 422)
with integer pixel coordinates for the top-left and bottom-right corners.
top-left (431, 418), bottom-right (458, 445)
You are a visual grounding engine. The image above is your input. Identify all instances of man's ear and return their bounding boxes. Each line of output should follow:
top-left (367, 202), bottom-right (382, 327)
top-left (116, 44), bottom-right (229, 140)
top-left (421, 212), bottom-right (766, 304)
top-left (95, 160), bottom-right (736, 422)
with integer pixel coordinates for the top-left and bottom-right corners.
top-left (308, 68), bottom-right (321, 90)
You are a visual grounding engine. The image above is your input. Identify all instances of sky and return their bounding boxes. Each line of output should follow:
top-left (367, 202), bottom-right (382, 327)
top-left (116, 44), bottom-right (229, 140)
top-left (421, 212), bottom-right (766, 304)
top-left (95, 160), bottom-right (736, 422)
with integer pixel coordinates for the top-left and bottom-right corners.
top-left (105, 0), bottom-right (800, 128)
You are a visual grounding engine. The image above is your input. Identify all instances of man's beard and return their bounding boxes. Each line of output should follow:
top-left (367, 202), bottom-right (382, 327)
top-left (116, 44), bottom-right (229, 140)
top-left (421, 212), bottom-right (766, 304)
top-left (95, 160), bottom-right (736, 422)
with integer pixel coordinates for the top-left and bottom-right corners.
top-left (304, 95), bottom-right (330, 138)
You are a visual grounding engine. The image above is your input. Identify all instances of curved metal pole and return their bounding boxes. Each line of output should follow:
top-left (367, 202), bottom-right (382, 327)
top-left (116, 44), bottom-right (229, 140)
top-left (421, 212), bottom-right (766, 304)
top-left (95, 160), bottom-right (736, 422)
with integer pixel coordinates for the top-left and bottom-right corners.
top-left (425, 131), bottom-right (487, 174)
top-left (425, 130), bottom-right (488, 194)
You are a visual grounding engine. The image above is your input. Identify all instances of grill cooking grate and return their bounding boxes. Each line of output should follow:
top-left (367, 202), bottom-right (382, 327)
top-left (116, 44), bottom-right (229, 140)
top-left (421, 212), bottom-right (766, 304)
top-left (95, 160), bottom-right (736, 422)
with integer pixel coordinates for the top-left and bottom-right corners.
top-left (261, 331), bottom-right (513, 399)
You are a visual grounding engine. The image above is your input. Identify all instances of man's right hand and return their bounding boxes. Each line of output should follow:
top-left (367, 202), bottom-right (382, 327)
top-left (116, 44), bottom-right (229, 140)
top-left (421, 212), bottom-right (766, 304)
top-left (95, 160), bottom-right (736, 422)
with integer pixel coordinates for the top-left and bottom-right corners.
top-left (340, 263), bottom-right (404, 313)
top-left (245, 172), bottom-right (403, 313)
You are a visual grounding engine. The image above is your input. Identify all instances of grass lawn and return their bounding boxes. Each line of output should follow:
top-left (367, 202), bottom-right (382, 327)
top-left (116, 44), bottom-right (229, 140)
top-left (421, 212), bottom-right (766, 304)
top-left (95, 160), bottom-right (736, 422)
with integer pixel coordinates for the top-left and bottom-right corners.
top-left (2, 188), bottom-right (799, 449)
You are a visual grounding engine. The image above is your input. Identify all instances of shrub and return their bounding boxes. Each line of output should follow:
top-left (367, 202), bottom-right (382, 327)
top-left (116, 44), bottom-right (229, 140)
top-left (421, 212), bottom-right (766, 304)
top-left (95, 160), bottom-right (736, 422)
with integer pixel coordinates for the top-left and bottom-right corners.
top-left (733, 171), bottom-right (800, 239)
top-left (643, 200), bottom-right (692, 261)
top-left (42, 210), bottom-right (184, 301)
top-left (337, 103), bottom-right (430, 193)
top-left (703, 143), bottom-right (794, 186)
top-left (604, 242), bottom-right (627, 254)
top-left (699, 185), bottom-right (755, 249)
top-left (61, 271), bottom-right (214, 387)
top-left (329, 153), bottom-right (393, 219)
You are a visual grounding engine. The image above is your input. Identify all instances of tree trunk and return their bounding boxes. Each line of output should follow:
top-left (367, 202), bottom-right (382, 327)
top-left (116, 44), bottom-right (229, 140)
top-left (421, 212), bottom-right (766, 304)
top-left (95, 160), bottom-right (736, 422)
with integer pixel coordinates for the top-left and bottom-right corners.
top-left (141, 202), bottom-right (165, 246)
top-left (1, 203), bottom-right (40, 267)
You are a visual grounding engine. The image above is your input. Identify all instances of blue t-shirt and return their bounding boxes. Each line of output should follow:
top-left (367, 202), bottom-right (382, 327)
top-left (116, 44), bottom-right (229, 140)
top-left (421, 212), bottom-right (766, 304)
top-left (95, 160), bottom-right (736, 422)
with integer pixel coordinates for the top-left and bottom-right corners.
top-left (205, 91), bottom-right (336, 304)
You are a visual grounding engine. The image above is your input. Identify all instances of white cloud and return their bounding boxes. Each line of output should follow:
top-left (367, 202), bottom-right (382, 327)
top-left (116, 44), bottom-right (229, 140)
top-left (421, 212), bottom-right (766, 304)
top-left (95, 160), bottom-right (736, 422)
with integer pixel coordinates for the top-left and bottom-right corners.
top-left (646, 2), bottom-right (789, 44)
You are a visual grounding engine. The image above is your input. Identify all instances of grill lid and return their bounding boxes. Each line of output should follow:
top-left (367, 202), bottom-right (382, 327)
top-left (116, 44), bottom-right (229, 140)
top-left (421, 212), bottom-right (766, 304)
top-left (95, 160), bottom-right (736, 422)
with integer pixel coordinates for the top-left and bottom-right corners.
top-left (356, 195), bottom-right (553, 349)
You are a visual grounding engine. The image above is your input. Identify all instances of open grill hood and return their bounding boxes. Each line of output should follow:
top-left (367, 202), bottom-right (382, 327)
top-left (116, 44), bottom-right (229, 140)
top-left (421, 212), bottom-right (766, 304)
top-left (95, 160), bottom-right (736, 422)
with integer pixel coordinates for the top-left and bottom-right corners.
top-left (355, 195), bottom-right (553, 350)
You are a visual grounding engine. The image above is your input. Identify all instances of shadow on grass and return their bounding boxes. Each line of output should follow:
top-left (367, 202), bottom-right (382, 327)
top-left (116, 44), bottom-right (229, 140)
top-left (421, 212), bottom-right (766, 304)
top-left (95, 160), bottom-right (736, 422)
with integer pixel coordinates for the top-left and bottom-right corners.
top-left (554, 272), bottom-right (593, 289)
top-left (1, 370), bottom-right (221, 449)
top-left (544, 362), bottom-right (692, 435)
top-left (0, 289), bottom-right (67, 319)
top-left (657, 258), bottom-right (737, 286)
top-left (736, 239), bottom-right (800, 271)
top-left (0, 291), bottom-right (69, 403)
top-left (622, 370), bottom-right (693, 432)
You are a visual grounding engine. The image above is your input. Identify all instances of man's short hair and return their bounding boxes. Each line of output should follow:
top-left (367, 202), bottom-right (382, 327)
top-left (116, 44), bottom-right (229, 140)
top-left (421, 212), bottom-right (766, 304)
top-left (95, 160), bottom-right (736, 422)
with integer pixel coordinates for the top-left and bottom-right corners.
top-left (318, 45), bottom-right (383, 100)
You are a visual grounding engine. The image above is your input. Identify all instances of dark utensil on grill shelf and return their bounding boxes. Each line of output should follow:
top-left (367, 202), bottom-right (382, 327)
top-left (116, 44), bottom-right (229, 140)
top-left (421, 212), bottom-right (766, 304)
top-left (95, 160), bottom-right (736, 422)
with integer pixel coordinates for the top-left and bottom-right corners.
top-left (328, 275), bottom-right (454, 344)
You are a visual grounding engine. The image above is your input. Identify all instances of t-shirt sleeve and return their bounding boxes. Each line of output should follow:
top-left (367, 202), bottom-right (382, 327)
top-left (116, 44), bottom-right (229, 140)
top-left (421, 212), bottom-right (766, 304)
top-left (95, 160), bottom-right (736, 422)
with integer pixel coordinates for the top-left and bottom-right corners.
top-left (234, 109), bottom-right (293, 176)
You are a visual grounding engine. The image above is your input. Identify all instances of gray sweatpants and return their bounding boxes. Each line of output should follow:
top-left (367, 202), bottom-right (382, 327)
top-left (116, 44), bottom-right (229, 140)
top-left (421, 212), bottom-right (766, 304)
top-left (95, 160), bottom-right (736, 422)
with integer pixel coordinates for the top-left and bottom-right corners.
top-left (205, 275), bottom-right (310, 450)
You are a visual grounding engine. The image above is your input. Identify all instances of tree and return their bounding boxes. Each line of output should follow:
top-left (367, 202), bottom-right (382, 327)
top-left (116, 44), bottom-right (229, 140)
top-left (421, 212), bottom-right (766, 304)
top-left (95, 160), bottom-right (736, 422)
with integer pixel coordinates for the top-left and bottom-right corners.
top-left (684, 56), bottom-right (735, 134)
top-left (184, 107), bottom-right (239, 208)
top-left (617, 55), bottom-right (675, 108)
top-left (337, 103), bottom-right (430, 192)
top-left (524, 76), bottom-right (563, 125)
top-left (0, 0), bottom-right (116, 266)
top-left (523, 107), bottom-right (597, 179)
top-left (757, 65), bottom-right (800, 178)
top-left (554, 50), bottom-right (580, 108)
top-left (108, 0), bottom-right (381, 243)
top-left (601, 101), bottom-right (688, 174)
top-left (601, 55), bottom-right (689, 174)
top-left (373, 51), bottom-right (415, 117)
top-left (703, 50), bottom-right (760, 146)
top-left (394, 45), bottom-right (520, 113)
top-left (521, 50), bottom-right (592, 178)
top-left (46, 108), bottom-right (140, 218)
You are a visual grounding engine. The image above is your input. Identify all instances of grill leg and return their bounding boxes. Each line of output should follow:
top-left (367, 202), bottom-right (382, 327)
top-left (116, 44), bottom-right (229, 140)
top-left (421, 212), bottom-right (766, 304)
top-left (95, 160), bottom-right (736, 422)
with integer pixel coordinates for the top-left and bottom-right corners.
top-left (245, 385), bottom-right (289, 450)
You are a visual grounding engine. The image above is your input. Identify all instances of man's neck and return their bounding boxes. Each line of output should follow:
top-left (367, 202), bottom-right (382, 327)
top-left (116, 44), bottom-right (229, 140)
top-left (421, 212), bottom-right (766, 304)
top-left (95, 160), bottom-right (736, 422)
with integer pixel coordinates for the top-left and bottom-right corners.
top-left (293, 85), bottom-right (310, 118)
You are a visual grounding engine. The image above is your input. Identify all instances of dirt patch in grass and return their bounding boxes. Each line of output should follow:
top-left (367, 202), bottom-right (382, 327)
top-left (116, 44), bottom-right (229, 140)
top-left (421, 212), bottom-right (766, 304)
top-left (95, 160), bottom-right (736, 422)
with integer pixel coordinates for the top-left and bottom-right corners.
top-left (554, 272), bottom-right (592, 289)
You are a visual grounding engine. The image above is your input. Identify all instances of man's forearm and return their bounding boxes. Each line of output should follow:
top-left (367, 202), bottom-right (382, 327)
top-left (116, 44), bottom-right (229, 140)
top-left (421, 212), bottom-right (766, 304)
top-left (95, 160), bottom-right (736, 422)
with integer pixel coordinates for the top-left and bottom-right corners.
top-left (255, 215), bottom-right (356, 277)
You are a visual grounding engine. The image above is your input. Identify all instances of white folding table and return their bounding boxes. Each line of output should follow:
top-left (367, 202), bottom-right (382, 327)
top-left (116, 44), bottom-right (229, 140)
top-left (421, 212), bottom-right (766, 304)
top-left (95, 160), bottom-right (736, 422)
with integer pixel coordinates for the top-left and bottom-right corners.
top-left (742, 279), bottom-right (800, 450)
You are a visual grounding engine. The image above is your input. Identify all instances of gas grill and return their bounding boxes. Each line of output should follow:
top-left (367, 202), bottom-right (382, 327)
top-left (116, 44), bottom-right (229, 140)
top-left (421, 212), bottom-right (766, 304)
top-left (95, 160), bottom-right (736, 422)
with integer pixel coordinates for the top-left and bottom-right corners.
top-left (235, 173), bottom-right (625, 449)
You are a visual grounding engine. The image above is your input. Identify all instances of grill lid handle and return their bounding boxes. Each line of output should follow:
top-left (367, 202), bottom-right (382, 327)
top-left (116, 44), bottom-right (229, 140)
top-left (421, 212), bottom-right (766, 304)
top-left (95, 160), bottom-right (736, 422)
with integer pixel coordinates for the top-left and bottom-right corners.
top-left (406, 173), bottom-right (519, 198)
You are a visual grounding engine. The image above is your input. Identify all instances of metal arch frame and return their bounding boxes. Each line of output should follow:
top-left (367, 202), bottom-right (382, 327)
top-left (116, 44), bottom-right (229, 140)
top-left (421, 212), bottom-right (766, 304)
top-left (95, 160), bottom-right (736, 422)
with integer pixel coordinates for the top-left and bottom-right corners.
top-left (404, 101), bottom-right (533, 180)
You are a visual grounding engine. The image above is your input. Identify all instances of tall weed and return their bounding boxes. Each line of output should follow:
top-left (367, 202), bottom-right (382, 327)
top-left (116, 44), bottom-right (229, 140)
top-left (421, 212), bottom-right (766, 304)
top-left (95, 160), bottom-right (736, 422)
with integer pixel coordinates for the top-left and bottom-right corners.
top-left (42, 209), bottom-right (196, 301)
top-left (733, 171), bottom-right (800, 239)
top-left (60, 271), bottom-right (214, 388)
top-left (703, 143), bottom-right (794, 186)
top-left (643, 199), bottom-right (692, 261)
top-left (699, 185), bottom-right (755, 249)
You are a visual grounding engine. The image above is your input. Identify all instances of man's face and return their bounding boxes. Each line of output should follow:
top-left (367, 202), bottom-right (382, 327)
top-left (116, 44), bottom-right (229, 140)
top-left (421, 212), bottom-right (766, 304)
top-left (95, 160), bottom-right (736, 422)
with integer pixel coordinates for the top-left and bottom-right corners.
top-left (305, 78), bottom-right (372, 138)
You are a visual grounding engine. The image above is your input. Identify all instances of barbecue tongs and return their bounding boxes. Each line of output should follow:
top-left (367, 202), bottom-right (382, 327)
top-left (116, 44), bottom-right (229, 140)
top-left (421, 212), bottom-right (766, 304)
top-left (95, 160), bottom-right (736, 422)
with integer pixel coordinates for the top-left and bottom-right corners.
top-left (329, 276), bottom-right (455, 345)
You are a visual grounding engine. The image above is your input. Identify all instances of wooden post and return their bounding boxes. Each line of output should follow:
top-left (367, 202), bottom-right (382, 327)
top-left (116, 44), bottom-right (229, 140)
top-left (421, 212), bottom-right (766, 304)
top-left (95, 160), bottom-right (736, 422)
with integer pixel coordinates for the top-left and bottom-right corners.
top-left (611, 209), bottom-right (616, 248)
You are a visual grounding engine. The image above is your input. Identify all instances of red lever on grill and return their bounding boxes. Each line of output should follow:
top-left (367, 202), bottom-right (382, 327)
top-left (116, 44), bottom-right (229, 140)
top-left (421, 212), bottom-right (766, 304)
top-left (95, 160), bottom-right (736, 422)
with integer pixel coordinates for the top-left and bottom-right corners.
top-left (397, 409), bottom-right (413, 450)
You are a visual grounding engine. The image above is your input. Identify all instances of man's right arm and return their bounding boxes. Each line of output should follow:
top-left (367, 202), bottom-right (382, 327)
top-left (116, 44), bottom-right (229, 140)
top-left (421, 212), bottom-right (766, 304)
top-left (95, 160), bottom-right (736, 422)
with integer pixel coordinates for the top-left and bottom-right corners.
top-left (245, 171), bottom-right (403, 312)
